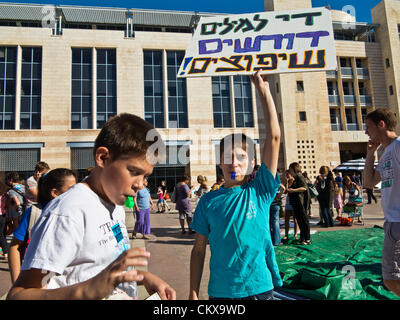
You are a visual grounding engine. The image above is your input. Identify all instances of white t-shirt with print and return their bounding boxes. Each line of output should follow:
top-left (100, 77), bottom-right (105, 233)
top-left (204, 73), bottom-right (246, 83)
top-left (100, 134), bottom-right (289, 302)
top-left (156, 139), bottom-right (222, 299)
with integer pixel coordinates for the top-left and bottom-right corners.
top-left (21, 183), bottom-right (137, 299)
top-left (376, 137), bottom-right (400, 222)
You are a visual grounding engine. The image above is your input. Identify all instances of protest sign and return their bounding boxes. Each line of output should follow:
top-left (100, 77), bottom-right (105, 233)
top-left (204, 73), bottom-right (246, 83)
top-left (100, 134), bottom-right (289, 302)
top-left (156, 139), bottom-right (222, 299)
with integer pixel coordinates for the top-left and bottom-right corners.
top-left (178, 7), bottom-right (337, 78)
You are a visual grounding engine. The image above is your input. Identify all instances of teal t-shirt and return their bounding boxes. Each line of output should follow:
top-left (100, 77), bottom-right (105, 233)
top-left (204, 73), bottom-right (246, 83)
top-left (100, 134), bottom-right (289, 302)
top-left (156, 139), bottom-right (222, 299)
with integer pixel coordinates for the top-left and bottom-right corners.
top-left (191, 163), bottom-right (282, 298)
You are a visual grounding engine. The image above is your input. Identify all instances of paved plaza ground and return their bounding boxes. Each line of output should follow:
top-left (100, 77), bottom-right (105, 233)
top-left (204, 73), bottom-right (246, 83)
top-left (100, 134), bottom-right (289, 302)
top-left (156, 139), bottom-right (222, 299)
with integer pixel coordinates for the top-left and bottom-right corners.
top-left (0, 190), bottom-right (385, 300)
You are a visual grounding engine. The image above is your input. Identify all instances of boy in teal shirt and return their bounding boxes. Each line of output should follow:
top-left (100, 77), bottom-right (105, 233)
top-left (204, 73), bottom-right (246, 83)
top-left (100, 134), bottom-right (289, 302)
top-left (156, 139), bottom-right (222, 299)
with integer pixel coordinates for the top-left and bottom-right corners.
top-left (189, 71), bottom-right (282, 299)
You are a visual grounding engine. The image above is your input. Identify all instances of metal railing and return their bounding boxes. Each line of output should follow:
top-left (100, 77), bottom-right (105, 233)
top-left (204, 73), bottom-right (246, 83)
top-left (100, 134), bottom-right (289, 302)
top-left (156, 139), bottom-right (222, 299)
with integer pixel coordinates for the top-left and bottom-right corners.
top-left (341, 67), bottom-right (353, 78)
top-left (331, 123), bottom-right (343, 131)
top-left (328, 95), bottom-right (340, 106)
top-left (326, 70), bottom-right (338, 78)
top-left (356, 68), bottom-right (369, 79)
top-left (360, 95), bottom-right (372, 106)
top-left (346, 123), bottom-right (359, 131)
top-left (343, 95), bottom-right (356, 105)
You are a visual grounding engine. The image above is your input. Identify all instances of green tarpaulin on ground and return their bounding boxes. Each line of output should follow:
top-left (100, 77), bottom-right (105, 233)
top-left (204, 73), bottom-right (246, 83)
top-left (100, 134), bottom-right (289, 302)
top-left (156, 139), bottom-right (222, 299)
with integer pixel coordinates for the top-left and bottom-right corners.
top-left (274, 226), bottom-right (400, 300)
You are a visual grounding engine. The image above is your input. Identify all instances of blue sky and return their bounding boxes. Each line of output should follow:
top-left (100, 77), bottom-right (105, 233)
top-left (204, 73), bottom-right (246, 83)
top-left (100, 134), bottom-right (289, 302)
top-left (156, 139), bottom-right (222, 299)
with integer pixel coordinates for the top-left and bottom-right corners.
top-left (0, 0), bottom-right (383, 22)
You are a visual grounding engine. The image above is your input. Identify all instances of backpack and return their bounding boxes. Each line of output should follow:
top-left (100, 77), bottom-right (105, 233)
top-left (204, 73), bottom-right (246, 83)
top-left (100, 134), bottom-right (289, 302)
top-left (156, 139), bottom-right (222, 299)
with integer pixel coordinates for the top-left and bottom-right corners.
top-left (170, 187), bottom-right (176, 203)
top-left (10, 186), bottom-right (28, 214)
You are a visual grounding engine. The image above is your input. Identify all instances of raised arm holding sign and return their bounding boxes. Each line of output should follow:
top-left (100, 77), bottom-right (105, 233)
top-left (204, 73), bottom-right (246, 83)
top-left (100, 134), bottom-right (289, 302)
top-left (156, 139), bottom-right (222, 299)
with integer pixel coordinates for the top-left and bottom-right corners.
top-left (178, 7), bottom-right (336, 78)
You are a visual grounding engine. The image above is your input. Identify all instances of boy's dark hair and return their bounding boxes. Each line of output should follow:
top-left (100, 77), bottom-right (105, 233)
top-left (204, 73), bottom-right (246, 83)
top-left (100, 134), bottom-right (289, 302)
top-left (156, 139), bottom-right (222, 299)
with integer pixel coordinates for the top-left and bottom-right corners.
top-left (216, 175), bottom-right (224, 183)
top-left (6, 171), bottom-right (19, 184)
top-left (94, 113), bottom-right (165, 162)
top-left (365, 108), bottom-right (397, 131)
top-left (219, 133), bottom-right (256, 176)
top-left (289, 162), bottom-right (302, 174)
top-left (37, 168), bottom-right (76, 205)
top-left (182, 175), bottom-right (190, 182)
top-left (35, 161), bottom-right (50, 173)
top-left (219, 133), bottom-right (255, 159)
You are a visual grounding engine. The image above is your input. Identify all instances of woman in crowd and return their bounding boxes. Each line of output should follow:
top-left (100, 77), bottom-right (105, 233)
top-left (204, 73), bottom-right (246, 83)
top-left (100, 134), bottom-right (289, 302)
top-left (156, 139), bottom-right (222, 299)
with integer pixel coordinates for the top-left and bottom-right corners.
top-left (175, 176), bottom-right (194, 234)
top-left (132, 178), bottom-right (154, 240)
top-left (315, 166), bottom-right (334, 227)
top-left (195, 175), bottom-right (210, 204)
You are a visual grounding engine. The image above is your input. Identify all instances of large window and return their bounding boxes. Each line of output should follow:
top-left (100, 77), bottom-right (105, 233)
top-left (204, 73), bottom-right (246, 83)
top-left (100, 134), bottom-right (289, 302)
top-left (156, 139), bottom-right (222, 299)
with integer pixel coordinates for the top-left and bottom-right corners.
top-left (330, 108), bottom-right (342, 131)
top-left (147, 144), bottom-right (190, 194)
top-left (345, 107), bottom-right (358, 131)
top-left (20, 47), bottom-right (42, 129)
top-left (0, 46), bottom-right (17, 130)
top-left (167, 51), bottom-right (188, 128)
top-left (70, 146), bottom-right (95, 181)
top-left (71, 48), bottom-right (92, 129)
top-left (233, 75), bottom-right (254, 127)
top-left (97, 49), bottom-right (116, 129)
top-left (144, 50), bottom-right (164, 128)
top-left (0, 143), bottom-right (42, 180)
top-left (212, 76), bottom-right (232, 128)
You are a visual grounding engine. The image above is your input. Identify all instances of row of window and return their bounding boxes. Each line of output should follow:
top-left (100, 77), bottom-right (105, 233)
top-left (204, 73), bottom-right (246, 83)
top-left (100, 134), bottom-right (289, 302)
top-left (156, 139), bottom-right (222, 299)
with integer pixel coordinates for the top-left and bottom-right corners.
top-left (0, 46), bottom-right (255, 130)
top-left (330, 107), bottom-right (368, 131)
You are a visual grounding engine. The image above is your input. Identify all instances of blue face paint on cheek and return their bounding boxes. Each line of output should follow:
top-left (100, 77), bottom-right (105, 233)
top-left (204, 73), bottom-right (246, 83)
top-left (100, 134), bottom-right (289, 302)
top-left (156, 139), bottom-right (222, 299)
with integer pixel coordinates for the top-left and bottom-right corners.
top-left (231, 172), bottom-right (236, 180)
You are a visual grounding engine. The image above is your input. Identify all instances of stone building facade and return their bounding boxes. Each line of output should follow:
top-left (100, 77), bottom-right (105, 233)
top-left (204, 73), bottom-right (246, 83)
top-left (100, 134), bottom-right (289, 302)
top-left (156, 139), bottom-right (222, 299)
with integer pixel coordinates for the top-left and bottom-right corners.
top-left (0, 1), bottom-right (399, 191)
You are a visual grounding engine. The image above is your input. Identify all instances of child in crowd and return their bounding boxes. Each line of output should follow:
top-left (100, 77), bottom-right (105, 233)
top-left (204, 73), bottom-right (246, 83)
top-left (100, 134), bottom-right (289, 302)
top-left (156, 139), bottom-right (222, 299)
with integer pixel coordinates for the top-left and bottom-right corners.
top-left (8, 168), bottom-right (77, 283)
top-left (24, 161), bottom-right (50, 208)
top-left (189, 70), bottom-right (281, 300)
top-left (5, 172), bottom-right (26, 233)
top-left (282, 171), bottom-right (299, 243)
top-left (7, 113), bottom-right (175, 300)
top-left (333, 179), bottom-right (343, 219)
top-left (0, 181), bottom-right (10, 259)
top-left (156, 180), bottom-right (170, 213)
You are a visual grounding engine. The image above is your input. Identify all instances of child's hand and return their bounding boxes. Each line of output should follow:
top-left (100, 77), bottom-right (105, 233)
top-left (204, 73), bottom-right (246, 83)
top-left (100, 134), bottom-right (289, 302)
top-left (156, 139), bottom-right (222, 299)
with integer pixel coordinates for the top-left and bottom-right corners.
top-left (92, 247), bottom-right (150, 298)
top-left (249, 70), bottom-right (270, 96)
top-left (141, 271), bottom-right (176, 300)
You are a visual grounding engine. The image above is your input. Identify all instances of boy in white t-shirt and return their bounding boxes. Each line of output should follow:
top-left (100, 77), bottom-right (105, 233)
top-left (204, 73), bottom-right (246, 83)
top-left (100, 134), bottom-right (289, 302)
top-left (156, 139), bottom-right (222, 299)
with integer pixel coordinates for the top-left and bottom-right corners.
top-left (7, 113), bottom-right (175, 300)
top-left (25, 161), bottom-right (50, 208)
top-left (364, 108), bottom-right (400, 297)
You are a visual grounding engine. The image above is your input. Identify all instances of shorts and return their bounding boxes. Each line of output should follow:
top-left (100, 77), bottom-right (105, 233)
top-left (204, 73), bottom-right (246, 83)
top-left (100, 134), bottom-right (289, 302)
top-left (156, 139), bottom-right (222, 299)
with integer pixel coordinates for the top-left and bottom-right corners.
top-left (333, 194), bottom-right (343, 209)
top-left (209, 290), bottom-right (274, 300)
top-left (382, 221), bottom-right (400, 281)
top-left (285, 201), bottom-right (293, 211)
top-left (179, 209), bottom-right (193, 220)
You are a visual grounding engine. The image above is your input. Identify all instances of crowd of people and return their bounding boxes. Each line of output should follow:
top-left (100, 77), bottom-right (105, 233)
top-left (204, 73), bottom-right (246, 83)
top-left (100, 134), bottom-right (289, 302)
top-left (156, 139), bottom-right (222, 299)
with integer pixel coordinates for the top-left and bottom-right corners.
top-left (268, 164), bottom-right (370, 246)
top-left (0, 71), bottom-right (398, 300)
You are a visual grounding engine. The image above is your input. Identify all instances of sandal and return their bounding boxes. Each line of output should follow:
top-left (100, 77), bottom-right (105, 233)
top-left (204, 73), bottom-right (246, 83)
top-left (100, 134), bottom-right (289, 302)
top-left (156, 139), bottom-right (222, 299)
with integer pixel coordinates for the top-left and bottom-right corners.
top-left (301, 240), bottom-right (312, 245)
